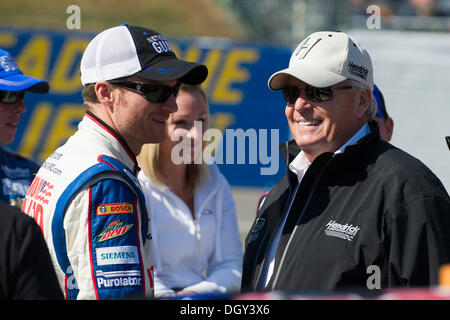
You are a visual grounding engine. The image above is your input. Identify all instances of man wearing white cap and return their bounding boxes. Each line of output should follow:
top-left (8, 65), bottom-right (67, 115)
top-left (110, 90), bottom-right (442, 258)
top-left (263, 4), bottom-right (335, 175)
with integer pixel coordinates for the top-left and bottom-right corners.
top-left (22, 25), bottom-right (207, 300)
top-left (242, 31), bottom-right (450, 293)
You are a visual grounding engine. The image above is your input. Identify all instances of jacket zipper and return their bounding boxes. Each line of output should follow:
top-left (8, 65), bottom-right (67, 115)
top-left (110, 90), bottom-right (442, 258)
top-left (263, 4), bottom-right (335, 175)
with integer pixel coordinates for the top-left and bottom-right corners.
top-left (253, 141), bottom-right (293, 289)
top-left (270, 154), bottom-right (335, 290)
top-left (193, 186), bottom-right (217, 268)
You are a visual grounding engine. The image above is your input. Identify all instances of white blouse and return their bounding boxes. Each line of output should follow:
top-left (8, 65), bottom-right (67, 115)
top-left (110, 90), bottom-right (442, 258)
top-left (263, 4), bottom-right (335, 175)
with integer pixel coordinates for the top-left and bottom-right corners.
top-left (138, 164), bottom-right (243, 298)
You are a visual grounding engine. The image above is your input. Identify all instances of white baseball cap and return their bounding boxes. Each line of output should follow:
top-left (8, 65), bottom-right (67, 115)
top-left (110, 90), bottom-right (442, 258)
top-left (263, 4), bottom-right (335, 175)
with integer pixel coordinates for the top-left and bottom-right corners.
top-left (80, 24), bottom-right (207, 85)
top-left (268, 31), bottom-right (373, 90)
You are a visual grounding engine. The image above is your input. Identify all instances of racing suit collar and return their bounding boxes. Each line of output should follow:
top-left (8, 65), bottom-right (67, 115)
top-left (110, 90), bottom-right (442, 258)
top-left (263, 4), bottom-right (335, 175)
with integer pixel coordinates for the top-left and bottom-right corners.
top-left (85, 111), bottom-right (138, 173)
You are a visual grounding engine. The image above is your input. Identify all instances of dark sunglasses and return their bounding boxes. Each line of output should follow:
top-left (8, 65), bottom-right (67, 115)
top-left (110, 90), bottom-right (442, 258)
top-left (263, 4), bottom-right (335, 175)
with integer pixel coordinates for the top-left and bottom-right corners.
top-left (108, 81), bottom-right (181, 103)
top-left (0, 90), bottom-right (25, 104)
top-left (282, 85), bottom-right (353, 104)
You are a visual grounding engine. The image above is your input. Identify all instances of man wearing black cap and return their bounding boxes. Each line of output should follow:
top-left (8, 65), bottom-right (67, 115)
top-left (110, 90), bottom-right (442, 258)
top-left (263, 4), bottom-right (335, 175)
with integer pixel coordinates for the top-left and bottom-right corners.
top-left (22, 25), bottom-right (208, 300)
top-left (0, 49), bottom-right (48, 208)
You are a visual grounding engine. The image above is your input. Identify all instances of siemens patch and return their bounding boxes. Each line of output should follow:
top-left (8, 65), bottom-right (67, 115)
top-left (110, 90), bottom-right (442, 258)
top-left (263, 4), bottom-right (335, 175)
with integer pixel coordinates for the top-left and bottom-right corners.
top-left (96, 246), bottom-right (139, 265)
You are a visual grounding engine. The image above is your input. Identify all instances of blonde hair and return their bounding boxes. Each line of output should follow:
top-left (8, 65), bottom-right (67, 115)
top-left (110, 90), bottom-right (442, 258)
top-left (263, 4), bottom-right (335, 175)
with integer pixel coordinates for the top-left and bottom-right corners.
top-left (137, 84), bottom-right (209, 197)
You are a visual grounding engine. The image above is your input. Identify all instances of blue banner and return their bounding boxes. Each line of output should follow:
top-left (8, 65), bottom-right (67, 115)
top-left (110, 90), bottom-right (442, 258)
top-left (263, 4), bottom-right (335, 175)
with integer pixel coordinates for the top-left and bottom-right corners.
top-left (0, 26), bottom-right (293, 188)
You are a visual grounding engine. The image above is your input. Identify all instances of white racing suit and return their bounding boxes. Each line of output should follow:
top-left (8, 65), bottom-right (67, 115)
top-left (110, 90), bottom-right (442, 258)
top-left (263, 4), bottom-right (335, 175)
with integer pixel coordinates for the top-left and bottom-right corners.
top-left (22, 112), bottom-right (153, 300)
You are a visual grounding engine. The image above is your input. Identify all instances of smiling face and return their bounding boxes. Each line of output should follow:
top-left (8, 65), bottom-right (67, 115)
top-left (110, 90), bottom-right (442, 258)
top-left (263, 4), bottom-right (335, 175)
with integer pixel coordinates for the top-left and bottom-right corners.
top-left (160, 87), bottom-right (208, 164)
top-left (109, 76), bottom-right (179, 153)
top-left (0, 93), bottom-right (26, 146)
top-left (284, 77), bottom-right (370, 162)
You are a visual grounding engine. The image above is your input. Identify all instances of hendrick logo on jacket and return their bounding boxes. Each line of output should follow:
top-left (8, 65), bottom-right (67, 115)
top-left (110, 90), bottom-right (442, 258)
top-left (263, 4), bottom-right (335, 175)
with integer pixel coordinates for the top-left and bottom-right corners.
top-left (324, 219), bottom-right (360, 242)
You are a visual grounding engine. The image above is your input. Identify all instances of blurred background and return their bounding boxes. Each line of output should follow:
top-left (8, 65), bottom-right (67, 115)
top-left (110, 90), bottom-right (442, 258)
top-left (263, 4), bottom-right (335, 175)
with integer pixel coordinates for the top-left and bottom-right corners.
top-left (1, 0), bottom-right (449, 245)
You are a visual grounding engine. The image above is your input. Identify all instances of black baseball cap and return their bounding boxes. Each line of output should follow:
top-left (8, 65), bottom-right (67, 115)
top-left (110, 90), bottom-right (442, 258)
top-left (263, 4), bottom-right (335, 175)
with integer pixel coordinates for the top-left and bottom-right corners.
top-left (80, 24), bottom-right (208, 86)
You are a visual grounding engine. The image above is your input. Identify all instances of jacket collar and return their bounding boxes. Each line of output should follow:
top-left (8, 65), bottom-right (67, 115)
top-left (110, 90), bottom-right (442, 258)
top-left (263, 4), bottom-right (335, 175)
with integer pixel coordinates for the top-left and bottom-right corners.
top-left (85, 112), bottom-right (138, 173)
top-left (280, 120), bottom-right (381, 167)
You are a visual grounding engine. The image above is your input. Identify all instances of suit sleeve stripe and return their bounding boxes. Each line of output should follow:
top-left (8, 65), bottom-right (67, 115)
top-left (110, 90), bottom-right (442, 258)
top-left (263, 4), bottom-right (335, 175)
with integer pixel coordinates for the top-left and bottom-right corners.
top-left (97, 155), bottom-right (118, 172)
top-left (88, 187), bottom-right (100, 300)
top-left (64, 275), bottom-right (69, 300)
top-left (133, 194), bottom-right (146, 296)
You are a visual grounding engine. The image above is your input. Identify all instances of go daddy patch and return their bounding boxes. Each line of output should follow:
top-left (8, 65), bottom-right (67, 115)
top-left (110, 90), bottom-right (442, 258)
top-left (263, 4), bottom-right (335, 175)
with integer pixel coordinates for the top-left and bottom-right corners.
top-left (96, 203), bottom-right (134, 216)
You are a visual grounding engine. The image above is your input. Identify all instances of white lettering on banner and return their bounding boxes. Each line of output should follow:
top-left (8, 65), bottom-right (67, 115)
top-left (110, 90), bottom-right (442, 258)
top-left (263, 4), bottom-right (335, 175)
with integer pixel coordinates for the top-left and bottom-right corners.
top-left (96, 246), bottom-right (139, 265)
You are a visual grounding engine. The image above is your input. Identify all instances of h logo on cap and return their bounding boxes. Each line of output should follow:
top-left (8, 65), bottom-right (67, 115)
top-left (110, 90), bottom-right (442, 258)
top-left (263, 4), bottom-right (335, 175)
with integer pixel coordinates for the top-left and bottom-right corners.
top-left (294, 37), bottom-right (321, 60)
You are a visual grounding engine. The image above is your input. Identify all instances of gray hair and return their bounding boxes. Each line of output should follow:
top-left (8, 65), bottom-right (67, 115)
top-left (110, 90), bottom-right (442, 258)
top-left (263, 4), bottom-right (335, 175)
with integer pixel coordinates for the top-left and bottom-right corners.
top-left (347, 79), bottom-right (377, 120)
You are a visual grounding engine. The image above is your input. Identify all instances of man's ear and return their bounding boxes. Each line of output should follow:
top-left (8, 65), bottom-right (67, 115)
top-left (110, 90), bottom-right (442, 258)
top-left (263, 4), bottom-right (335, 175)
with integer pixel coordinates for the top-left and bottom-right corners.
top-left (384, 117), bottom-right (394, 142)
top-left (357, 87), bottom-right (372, 119)
top-left (95, 81), bottom-right (114, 108)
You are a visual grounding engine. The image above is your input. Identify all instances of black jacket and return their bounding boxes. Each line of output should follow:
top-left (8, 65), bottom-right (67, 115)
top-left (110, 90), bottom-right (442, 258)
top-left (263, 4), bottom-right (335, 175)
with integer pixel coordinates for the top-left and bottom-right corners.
top-left (0, 201), bottom-right (63, 299)
top-left (242, 121), bottom-right (450, 293)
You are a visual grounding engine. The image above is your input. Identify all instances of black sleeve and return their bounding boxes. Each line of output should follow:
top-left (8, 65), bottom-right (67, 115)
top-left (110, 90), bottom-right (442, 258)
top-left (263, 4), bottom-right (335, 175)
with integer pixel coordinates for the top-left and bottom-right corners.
top-left (385, 195), bottom-right (450, 287)
top-left (4, 204), bottom-right (64, 300)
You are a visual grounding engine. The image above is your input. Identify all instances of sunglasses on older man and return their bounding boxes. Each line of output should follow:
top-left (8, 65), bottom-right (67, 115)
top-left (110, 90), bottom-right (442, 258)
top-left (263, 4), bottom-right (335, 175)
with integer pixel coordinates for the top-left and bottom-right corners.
top-left (0, 90), bottom-right (25, 104)
top-left (282, 85), bottom-right (353, 104)
top-left (108, 81), bottom-right (181, 103)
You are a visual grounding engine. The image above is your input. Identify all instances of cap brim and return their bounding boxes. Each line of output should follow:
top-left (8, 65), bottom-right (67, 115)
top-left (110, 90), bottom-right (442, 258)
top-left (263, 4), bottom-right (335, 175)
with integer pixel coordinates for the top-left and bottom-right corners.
top-left (268, 65), bottom-right (347, 90)
top-left (0, 73), bottom-right (49, 93)
top-left (135, 58), bottom-right (208, 85)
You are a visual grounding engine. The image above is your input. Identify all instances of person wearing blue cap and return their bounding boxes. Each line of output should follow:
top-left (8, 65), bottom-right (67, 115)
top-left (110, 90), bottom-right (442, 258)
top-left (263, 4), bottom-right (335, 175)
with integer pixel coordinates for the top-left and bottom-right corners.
top-left (0, 48), bottom-right (49, 208)
top-left (373, 84), bottom-right (394, 142)
top-left (0, 49), bottom-right (63, 299)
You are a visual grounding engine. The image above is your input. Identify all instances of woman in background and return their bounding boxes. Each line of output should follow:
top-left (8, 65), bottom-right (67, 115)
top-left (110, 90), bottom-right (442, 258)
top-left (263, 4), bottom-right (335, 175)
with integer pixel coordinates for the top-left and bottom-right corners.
top-left (137, 84), bottom-right (242, 298)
